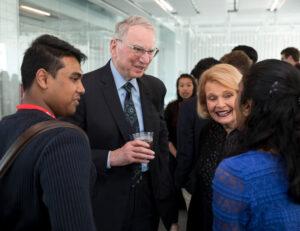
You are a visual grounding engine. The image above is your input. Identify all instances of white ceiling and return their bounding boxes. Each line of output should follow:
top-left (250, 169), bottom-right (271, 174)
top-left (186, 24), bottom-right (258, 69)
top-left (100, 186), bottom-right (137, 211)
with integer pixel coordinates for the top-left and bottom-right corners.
top-left (99, 0), bottom-right (300, 28)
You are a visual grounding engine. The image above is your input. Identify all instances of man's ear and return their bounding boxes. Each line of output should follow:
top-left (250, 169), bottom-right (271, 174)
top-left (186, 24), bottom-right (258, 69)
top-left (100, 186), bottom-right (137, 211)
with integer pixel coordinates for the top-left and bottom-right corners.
top-left (110, 39), bottom-right (117, 58)
top-left (35, 68), bottom-right (49, 90)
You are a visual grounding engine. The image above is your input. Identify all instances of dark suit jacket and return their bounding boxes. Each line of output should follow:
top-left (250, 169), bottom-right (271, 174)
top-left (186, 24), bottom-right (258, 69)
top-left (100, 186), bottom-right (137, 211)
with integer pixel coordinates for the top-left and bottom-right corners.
top-left (175, 96), bottom-right (208, 193)
top-left (70, 61), bottom-right (176, 231)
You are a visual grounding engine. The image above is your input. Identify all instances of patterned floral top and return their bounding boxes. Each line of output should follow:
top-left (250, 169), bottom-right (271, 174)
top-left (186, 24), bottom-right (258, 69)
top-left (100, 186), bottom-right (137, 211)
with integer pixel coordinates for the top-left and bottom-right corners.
top-left (188, 120), bottom-right (237, 231)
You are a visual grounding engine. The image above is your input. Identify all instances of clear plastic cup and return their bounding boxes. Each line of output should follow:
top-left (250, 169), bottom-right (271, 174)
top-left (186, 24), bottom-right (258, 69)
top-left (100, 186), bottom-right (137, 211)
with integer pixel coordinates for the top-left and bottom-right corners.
top-left (132, 131), bottom-right (154, 171)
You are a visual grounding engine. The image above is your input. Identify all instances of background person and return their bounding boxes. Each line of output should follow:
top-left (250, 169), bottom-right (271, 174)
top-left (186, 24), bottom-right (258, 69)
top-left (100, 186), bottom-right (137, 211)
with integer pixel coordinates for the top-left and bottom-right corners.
top-left (281, 46), bottom-right (300, 70)
top-left (220, 50), bottom-right (252, 76)
top-left (164, 73), bottom-right (197, 160)
top-left (232, 45), bottom-right (258, 64)
top-left (0, 34), bottom-right (96, 231)
top-left (175, 58), bottom-right (220, 193)
top-left (213, 59), bottom-right (300, 230)
top-left (164, 73), bottom-right (197, 211)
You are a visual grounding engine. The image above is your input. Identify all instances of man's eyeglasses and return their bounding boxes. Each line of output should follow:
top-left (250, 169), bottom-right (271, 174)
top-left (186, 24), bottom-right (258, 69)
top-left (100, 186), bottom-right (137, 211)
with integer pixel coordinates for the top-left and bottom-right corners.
top-left (116, 39), bottom-right (159, 58)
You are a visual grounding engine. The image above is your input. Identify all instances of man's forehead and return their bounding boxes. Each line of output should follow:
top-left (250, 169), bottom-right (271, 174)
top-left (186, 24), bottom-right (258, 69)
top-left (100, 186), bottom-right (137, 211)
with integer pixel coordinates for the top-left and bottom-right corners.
top-left (60, 56), bottom-right (79, 63)
top-left (125, 25), bottom-right (154, 37)
top-left (61, 56), bottom-right (80, 66)
top-left (58, 56), bottom-right (82, 73)
top-left (124, 26), bottom-right (156, 45)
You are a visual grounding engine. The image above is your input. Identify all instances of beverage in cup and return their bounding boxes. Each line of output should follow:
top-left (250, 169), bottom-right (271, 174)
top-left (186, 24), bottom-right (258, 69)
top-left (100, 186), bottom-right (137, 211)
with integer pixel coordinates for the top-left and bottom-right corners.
top-left (132, 131), bottom-right (154, 171)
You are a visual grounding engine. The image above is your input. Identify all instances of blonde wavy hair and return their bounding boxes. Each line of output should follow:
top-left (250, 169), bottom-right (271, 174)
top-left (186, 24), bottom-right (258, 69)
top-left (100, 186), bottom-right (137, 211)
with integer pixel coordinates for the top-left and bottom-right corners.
top-left (197, 63), bottom-right (242, 118)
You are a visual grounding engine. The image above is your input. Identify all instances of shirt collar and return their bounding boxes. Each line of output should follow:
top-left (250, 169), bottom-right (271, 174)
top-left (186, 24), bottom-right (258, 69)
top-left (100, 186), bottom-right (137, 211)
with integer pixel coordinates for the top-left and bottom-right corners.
top-left (110, 60), bottom-right (138, 91)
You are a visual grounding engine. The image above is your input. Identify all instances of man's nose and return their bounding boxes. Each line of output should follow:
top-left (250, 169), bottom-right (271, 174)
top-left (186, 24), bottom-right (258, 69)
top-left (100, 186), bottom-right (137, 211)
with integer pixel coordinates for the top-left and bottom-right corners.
top-left (77, 80), bottom-right (85, 94)
top-left (139, 52), bottom-right (152, 64)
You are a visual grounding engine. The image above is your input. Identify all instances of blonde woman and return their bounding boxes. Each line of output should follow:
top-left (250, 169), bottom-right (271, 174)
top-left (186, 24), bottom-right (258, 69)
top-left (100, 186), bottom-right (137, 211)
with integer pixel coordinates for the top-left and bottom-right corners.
top-left (187, 64), bottom-right (242, 231)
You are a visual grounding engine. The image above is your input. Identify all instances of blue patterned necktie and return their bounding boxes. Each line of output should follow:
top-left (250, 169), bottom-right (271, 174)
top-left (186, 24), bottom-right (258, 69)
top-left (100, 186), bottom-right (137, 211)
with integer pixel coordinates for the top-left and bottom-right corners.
top-left (123, 82), bottom-right (140, 133)
top-left (123, 82), bottom-right (142, 187)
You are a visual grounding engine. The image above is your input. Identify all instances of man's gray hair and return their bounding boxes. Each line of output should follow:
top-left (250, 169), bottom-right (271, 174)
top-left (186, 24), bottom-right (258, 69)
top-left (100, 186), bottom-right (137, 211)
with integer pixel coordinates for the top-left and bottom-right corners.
top-left (114, 15), bottom-right (155, 39)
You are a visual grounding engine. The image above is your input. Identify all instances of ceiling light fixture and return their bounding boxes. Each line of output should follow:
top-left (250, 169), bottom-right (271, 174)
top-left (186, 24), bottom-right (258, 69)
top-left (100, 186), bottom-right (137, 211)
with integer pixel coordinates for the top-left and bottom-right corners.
top-left (268, 0), bottom-right (286, 12)
top-left (20, 5), bottom-right (51, 16)
top-left (153, 0), bottom-right (176, 14)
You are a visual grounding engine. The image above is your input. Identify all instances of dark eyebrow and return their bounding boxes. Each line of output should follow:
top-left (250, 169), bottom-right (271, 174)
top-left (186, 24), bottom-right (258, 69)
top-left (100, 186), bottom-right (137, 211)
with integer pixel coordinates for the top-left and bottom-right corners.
top-left (70, 72), bottom-right (83, 78)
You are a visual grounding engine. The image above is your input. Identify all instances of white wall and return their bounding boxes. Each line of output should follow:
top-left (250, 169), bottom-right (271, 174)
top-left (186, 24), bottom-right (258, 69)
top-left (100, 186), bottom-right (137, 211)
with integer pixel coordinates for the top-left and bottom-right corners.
top-left (0, 0), bottom-right (20, 118)
top-left (188, 25), bottom-right (300, 71)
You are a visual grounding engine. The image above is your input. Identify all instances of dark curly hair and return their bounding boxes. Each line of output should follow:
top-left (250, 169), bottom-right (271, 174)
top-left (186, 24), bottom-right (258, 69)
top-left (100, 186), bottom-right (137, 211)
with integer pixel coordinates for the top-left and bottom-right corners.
top-left (240, 59), bottom-right (300, 203)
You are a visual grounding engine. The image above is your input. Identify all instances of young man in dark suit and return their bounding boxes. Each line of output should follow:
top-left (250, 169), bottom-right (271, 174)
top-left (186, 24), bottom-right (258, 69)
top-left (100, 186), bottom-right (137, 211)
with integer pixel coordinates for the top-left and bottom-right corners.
top-left (69, 16), bottom-right (177, 231)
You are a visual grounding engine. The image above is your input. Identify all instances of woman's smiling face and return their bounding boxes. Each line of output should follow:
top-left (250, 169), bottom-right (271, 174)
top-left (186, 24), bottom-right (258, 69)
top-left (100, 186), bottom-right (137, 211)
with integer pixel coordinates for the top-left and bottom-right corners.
top-left (205, 80), bottom-right (238, 133)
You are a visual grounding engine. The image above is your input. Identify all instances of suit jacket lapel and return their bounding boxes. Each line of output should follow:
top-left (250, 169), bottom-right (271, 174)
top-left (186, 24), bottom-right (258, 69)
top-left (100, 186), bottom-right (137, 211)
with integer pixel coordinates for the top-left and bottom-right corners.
top-left (98, 63), bottom-right (131, 141)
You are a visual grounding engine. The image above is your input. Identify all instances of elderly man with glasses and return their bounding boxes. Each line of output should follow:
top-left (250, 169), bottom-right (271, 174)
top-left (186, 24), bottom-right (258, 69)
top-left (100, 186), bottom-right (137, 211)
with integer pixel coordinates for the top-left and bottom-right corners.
top-left (68, 16), bottom-right (178, 231)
